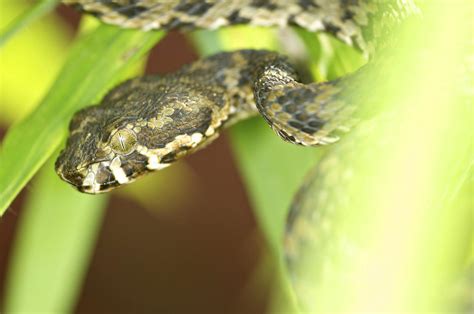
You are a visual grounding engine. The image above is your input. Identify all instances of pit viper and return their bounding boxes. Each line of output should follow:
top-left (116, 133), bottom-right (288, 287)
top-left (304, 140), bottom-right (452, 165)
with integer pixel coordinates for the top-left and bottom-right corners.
top-left (55, 0), bottom-right (421, 310)
top-left (56, 0), bottom-right (418, 191)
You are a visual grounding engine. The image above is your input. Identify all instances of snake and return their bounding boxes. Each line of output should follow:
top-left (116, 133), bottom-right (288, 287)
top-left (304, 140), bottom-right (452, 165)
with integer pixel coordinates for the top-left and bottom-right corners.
top-left (55, 0), bottom-right (418, 193)
top-left (55, 0), bottom-right (429, 311)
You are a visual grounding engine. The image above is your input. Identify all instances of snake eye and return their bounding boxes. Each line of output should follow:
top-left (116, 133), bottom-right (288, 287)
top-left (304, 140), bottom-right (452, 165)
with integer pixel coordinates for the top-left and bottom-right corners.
top-left (109, 128), bottom-right (137, 155)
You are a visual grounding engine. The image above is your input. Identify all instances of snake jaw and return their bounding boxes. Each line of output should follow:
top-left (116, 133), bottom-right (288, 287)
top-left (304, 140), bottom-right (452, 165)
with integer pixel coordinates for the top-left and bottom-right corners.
top-left (56, 159), bottom-right (113, 194)
top-left (81, 167), bottom-right (102, 194)
top-left (73, 157), bottom-right (130, 194)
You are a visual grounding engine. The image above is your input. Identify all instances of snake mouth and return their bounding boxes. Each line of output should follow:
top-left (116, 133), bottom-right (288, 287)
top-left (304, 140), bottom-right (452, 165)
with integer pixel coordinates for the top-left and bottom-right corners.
top-left (56, 149), bottom-right (150, 193)
top-left (79, 180), bottom-right (119, 194)
top-left (78, 155), bottom-right (146, 194)
top-left (77, 161), bottom-right (117, 194)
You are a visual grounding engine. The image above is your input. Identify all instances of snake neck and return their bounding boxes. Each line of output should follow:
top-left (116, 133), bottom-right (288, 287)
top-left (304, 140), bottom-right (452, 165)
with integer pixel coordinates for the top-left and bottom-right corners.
top-left (181, 49), bottom-right (378, 147)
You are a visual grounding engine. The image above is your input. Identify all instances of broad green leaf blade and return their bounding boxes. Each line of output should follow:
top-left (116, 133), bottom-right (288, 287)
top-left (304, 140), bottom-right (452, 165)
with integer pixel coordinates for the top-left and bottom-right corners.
top-left (0, 24), bottom-right (164, 215)
top-left (3, 158), bottom-right (107, 313)
top-left (0, 0), bottom-right (59, 47)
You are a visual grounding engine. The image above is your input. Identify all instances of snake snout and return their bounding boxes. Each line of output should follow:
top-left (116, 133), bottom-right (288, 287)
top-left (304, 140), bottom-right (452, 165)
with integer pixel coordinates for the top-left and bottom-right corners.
top-left (55, 163), bottom-right (86, 189)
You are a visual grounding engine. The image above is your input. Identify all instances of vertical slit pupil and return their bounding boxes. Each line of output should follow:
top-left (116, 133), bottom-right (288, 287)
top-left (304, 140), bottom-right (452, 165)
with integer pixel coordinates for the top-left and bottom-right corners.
top-left (118, 134), bottom-right (126, 150)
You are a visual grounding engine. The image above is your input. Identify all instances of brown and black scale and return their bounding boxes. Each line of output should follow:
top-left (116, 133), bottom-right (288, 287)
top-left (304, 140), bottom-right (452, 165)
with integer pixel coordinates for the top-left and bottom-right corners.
top-left (56, 48), bottom-right (370, 191)
top-left (55, 0), bottom-right (424, 310)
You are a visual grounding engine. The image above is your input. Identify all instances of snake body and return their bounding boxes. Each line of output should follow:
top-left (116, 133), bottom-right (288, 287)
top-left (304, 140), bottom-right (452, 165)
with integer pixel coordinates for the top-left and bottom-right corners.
top-left (55, 49), bottom-right (366, 192)
top-left (56, 0), bottom-right (420, 310)
top-left (66, 0), bottom-right (381, 54)
top-left (56, 0), bottom-right (417, 193)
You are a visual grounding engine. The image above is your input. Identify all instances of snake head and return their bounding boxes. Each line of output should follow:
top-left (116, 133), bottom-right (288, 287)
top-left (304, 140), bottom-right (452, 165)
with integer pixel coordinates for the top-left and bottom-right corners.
top-left (55, 78), bottom-right (228, 194)
top-left (55, 105), bottom-right (134, 193)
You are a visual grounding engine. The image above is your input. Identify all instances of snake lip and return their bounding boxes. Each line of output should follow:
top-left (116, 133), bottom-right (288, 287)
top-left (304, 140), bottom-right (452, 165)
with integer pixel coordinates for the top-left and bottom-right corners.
top-left (78, 181), bottom-right (118, 194)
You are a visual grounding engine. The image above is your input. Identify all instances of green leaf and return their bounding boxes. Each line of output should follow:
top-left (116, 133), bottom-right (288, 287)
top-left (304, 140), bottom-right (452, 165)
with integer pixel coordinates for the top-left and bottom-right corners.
top-left (294, 28), bottom-right (365, 80)
top-left (3, 157), bottom-right (107, 313)
top-left (0, 0), bottom-right (59, 47)
top-left (0, 24), bottom-right (164, 215)
top-left (0, 0), bottom-right (71, 126)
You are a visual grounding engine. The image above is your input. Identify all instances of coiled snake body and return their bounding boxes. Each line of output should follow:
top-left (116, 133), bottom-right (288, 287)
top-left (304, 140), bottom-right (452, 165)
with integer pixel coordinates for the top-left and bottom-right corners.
top-left (56, 0), bottom-right (417, 192)
top-left (56, 0), bottom-right (419, 309)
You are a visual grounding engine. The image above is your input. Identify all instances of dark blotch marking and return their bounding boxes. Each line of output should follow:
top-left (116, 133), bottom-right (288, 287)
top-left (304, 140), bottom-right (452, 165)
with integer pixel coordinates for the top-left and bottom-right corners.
top-left (87, 10), bottom-right (103, 19)
top-left (103, 2), bottom-right (148, 18)
top-left (277, 129), bottom-right (297, 144)
top-left (118, 6), bottom-right (148, 18)
top-left (251, 0), bottom-right (276, 9)
top-left (308, 119), bottom-right (325, 129)
top-left (323, 21), bottom-right (342, 35)
top-left (125, 153), bottom-right (149, 177)
top-left (263, 3), bottom-right (278, 10)
top-left (174, 2), bottom-right (213, 16)
top-left (284, 103), bottom-right (297, 114)
top-left (302, 127), bottom-right (316, 134)
top-left (97, 182), bottom-right (118, 192)
top-left (289, 116), bottom-right (325, 135)
top-left (228, 10), bottom-right (251, 24)
top-left (295, 112), bottom-right (309, 122)
top-left (94, 167), bottom-right (114, 185)
top-left (289, 120), bottom-right (304, 130)
top-left (342, 9), bottom-right (355, 21)
top-left (122, 165), bottom-right (134, 177)
top-left (161, 151), bottom-right (177, 164)
top-left (165, 17), bottom-right (196, 29)
top-left (298, 0), bottom-right (319, 10)
top-left (167, 17), bottom-right (183, 29)
top-left (341, 0), bottom-right (359, 5)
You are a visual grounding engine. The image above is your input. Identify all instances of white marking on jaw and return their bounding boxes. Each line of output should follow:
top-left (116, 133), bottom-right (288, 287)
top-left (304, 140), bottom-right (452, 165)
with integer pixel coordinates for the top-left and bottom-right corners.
top-left (146, 154), bottom-right (170, 170)
top-left (191, 133), bottom-right (203, 146)
top-left (83, 172), bottom-right (95, 187)
top-left (146, 155), bottom-right (159, 170)
top-left (205, 126), bottom-right (215, 137)
top-left (109, 156), bottom-right (129, 184)
top-left (82, 169), bottom-right (101, 193)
